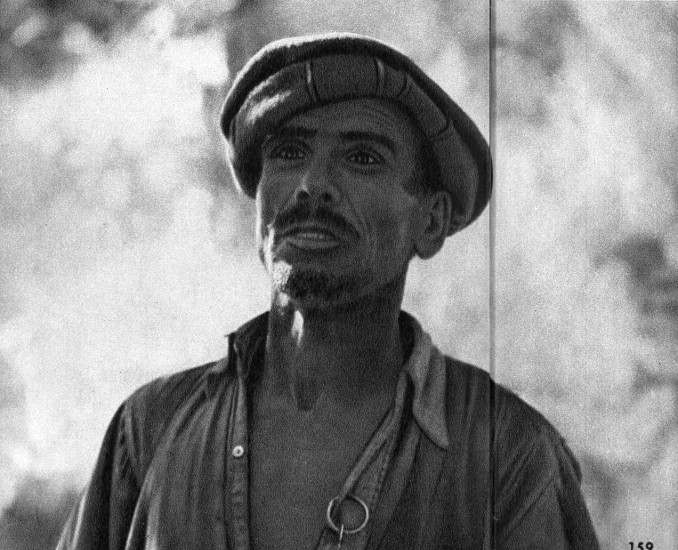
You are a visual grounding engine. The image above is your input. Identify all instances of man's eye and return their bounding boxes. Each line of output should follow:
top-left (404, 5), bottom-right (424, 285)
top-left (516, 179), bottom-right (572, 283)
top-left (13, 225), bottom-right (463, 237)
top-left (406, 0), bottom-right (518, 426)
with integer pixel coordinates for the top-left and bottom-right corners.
top-left (347, 149), bottom-right (383, 166)
top-left (269, 144), bottom-right (306, 160)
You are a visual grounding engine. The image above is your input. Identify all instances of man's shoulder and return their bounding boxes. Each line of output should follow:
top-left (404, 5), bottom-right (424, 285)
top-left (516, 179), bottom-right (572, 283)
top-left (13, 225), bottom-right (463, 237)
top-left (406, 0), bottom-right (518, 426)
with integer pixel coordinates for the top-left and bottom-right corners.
top-left (443, 356), bottom-right (564, 439)
top-left (126, 356), bottom-right (232, 413)
top-left (442, 356), bottom-right (576, 473)
top-left (441, 357), bottom-right (596, 545)
top-left (118, 358), bottom-right (232, 464)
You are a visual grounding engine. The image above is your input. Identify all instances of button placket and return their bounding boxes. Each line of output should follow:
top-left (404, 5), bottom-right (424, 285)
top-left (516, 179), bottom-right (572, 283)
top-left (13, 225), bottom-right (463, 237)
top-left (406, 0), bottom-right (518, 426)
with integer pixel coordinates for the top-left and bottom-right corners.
top-left (228, 374), bottom-right (250, 550)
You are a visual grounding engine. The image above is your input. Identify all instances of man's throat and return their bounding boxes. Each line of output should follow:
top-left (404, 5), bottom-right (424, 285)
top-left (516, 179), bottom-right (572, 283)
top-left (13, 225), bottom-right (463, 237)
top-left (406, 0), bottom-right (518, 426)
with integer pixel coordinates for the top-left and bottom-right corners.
top-left (293, 373), bottom-right (322, 411)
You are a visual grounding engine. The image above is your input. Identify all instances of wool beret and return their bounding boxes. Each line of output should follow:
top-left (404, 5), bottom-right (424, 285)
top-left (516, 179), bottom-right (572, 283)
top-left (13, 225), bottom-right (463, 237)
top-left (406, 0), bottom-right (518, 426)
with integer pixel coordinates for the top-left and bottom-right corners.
top-left (220, 33), bottom-right (492, 234)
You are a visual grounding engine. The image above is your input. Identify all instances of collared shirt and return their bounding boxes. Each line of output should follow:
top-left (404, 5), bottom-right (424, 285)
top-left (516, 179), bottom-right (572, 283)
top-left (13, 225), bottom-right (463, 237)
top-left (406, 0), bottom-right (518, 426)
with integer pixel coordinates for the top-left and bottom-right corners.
top-left (57, 312), bottom-right (601, 550)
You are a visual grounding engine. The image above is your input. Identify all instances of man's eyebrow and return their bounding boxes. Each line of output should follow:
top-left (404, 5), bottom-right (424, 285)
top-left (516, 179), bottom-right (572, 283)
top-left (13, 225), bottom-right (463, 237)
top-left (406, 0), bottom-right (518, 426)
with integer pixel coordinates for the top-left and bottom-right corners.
top-left (264, 126), bottom-right (396, 154)
top-left (267, 125), bottom-right (317, 141)
top-left (339, 131), bottom-right (396, 154)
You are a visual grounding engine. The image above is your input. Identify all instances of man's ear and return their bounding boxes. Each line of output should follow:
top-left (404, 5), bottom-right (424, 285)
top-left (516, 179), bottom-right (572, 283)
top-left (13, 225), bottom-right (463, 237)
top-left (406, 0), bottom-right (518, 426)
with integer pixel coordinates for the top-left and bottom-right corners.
top-left (414, 191), bottom-right (453, 259)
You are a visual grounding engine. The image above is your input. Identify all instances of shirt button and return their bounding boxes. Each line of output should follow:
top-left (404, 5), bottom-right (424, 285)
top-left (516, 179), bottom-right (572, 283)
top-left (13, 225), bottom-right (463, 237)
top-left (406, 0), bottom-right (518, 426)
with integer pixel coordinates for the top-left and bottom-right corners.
top-left (232, 445), bottom-right (245, 458)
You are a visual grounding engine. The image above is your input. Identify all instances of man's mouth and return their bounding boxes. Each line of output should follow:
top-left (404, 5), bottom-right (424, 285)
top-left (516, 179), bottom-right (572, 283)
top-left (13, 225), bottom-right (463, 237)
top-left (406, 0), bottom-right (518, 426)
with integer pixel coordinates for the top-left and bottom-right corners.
top-left (278, 224), bottom-right (344, 250)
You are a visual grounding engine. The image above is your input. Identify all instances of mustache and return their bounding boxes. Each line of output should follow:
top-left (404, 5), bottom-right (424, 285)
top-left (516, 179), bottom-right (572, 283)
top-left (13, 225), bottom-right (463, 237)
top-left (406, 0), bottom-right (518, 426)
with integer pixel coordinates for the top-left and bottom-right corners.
top-left (273, 203), bottom-right (359, 238)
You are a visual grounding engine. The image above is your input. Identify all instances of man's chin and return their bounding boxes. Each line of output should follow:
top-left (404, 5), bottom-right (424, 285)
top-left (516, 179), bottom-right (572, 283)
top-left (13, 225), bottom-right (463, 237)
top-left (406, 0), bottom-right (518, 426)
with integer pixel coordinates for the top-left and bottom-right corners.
top-left (285, 269), bottom-right (348, 300)
top-left (270, 264), bottom-right (360, 311)
top-left (269, 266), bottom-right (409, 318)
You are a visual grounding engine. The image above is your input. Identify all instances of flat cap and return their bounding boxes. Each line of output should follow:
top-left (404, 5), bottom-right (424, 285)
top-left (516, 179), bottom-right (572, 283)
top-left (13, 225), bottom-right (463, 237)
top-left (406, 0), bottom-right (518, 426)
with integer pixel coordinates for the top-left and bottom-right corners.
top-left (220, 33), bottom-right (492, 234)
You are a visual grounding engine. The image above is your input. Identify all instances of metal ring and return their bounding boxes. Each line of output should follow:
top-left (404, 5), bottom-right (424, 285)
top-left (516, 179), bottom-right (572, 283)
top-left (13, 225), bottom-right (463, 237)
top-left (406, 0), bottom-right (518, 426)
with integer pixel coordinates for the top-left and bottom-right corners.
top-left (325, 494), bottom-right (370, 536)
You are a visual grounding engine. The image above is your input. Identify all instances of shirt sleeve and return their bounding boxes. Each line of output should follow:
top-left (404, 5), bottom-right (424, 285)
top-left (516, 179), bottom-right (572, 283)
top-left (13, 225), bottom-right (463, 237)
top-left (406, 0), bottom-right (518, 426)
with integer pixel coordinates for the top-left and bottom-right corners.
top-left (56, 403), bottom-right (141, 550)
top-left (498, 478), bottom-right (569, 549)
top-left (494, 430), bottom-right (600, 550)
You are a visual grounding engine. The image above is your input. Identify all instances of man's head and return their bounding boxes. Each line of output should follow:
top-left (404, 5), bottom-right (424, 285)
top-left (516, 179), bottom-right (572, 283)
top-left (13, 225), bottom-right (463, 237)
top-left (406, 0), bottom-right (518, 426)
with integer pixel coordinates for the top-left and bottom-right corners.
top-left (219, 33), bottom-right (492, 310)
top-left (254, 98), bottom-right (452, 310)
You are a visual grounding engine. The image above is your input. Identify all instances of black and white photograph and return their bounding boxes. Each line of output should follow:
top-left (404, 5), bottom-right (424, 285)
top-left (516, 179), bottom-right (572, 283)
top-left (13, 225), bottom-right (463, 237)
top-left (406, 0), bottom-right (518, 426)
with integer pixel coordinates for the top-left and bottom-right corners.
top-left (0, 1), bottom-right (676, 549)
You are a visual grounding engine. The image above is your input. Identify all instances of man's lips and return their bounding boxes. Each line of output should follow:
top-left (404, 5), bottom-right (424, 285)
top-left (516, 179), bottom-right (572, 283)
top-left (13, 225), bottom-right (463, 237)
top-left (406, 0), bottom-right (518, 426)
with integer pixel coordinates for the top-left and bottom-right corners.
top-left (277, 224), bottom-right (347, 250)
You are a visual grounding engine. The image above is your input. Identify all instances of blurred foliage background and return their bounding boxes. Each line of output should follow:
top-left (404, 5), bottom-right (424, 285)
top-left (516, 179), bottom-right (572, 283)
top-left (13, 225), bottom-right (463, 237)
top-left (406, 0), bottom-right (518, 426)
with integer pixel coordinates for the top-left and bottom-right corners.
top-left (0, 0), bottom-right (676, 549)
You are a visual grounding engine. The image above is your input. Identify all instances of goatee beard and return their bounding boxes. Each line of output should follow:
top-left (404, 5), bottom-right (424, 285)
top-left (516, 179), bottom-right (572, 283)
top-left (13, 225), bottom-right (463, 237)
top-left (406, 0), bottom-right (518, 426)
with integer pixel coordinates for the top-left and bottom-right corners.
top-left (269, 262), bottom-right (408, 316)
top-left (273, 265), bottom-right (353, 306)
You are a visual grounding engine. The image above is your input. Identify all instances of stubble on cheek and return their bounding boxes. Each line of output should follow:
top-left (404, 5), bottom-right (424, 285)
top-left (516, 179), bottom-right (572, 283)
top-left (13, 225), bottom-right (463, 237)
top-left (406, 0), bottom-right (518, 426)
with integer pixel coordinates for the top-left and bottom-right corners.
top-left (257, 217), bottom-right (277, 271)
top-left (270, 260), bottom-right (290, 291)
top-left (257, 232), bottom-right (269, 268)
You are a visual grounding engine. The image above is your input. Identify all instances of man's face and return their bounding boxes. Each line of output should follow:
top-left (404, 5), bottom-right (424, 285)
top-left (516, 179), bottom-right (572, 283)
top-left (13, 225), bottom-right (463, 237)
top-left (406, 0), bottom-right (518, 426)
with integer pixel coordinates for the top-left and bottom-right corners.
top-left (255, 98), bottom-right (427, 310)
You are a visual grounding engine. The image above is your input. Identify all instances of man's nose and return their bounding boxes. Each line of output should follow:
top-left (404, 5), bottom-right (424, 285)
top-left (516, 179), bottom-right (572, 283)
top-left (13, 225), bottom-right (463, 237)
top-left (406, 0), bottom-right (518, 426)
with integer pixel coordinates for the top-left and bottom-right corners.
top-left (295, 157), bottom-right (341, 205)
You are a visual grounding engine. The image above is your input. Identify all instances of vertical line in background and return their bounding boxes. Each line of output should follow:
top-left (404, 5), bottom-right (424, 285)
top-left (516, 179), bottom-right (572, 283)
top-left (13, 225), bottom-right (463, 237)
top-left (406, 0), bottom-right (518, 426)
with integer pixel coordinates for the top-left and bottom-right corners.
top-left (487, 1), bottom-right (497, 549)
top-left (489, 0), bottom-right (497, 383)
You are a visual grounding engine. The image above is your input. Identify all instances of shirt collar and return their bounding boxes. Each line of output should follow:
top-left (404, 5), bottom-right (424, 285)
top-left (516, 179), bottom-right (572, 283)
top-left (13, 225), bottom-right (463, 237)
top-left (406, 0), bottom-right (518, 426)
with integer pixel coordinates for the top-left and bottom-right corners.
top-left (227, 310), bottom-right (450, 450)
top-left (400, 312), bottom-right (450, 449)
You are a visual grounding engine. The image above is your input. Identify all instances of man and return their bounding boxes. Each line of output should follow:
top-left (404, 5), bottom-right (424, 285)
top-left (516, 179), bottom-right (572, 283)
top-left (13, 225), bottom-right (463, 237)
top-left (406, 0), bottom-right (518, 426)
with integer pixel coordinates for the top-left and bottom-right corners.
top-left (57, 33), bottom-right (600, 549)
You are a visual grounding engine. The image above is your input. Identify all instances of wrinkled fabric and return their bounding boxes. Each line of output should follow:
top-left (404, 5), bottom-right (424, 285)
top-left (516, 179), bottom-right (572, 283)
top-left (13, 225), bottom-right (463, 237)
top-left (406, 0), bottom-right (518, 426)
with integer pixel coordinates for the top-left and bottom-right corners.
top-left (57, 312), bottom-right (600, 550)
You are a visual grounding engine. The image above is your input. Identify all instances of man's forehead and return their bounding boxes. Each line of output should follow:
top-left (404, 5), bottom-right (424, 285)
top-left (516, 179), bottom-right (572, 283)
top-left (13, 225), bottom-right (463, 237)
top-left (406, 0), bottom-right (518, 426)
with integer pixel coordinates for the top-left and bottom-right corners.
top-left (279, 98), bottom-right (417, 142)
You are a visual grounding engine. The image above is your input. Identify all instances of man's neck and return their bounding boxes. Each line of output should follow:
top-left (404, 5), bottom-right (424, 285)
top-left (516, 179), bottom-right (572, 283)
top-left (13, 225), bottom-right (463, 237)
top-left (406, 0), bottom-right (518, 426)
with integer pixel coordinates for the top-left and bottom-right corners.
top-left (263, 277), bottom-right (406, 412)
